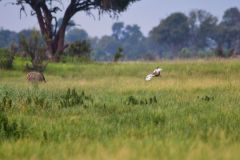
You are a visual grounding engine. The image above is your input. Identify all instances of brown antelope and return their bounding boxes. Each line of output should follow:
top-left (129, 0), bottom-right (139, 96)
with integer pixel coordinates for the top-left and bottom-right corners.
top-left (27, 71), bottom-right (46, 83)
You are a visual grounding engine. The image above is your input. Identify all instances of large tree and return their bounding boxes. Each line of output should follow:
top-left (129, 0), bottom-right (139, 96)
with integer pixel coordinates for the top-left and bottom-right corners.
top-left (149, 12), bottom-right (190, 57)
top-left (188, 10), bottom-right (218, 50)
top-left (1, 0), bottom-right (139, 60)
top-left (217, 7), bottom-right (240, 55)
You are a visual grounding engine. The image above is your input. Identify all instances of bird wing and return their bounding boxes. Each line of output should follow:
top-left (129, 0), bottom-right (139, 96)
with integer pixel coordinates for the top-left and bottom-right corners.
top-left (145, 74), bottom-right (154, 81)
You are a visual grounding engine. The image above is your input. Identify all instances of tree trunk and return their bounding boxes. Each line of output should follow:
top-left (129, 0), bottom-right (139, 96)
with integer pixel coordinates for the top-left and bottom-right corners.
top-left (56, 28), bottom-right (66, 54)
top-left (50, 18), bottom-right (69, 61)
top-left (39, 16), bottom-right (68, 62)
top-left (30, 1), bottom-right (77, 61)
top-left (48, 4), bottom-right (75, 61)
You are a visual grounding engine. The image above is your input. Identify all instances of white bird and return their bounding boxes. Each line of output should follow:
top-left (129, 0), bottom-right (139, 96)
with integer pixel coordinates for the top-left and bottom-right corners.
top-left (145, 67), bottom-right (162, 81)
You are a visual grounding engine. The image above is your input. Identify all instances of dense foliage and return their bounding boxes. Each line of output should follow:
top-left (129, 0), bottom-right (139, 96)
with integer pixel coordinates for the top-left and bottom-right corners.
top-left (19, 30), bottom-right (47, 72)
top-left (0, 48), bottom-right (14, 69)
top-left (64, 40), bottom-right (92, 61)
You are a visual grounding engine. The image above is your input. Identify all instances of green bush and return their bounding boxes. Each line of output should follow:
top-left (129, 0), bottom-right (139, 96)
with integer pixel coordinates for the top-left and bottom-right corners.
top-left (64, 40), bottom-right (92, 62)
top-left (19, 29), bottom-right (47, 72)
top-left (113, 47), bottom-right (124, 62)
top-left (179, 48), bottom-right (192, 58)
top-left (59, 88), bottom-right (93, 108)
top-left (0, 48), bottom-right (14, 69)
top-left (125, 95), bottom-right (158, 105)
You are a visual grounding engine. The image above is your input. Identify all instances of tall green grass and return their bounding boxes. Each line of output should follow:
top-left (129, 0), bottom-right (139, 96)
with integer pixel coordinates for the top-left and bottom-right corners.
top-left (0, 59), bottom-right (240, 159)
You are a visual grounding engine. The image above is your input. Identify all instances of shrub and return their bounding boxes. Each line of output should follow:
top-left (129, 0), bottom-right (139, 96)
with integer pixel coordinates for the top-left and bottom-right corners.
top-left (125, 95), bottom-right (158, 105)
top-left (113, 47), bottom-right (124, 62)
top-left (179, 48), bottom-right (192, 58)
top-left (214, 47), bottom-right (234, 58)
top-left (19, 29), bottom-right (47, 72)
top-left (59, 88), bottom-right (93, 108)
top-left (64, 40), bottom-right (92, 62)
top-left (198, 50), bottom-right (215, 58)
top-left (0, 48), bottom-right (14, 69)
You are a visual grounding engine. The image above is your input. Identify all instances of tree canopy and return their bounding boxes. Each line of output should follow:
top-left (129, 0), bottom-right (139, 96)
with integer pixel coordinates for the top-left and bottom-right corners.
top-left (149, 13), bottom-right (190, 57)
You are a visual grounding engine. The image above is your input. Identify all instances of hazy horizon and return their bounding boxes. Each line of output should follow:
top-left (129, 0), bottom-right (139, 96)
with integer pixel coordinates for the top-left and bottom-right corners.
top-left (0, 0), bottom-right (239, 37)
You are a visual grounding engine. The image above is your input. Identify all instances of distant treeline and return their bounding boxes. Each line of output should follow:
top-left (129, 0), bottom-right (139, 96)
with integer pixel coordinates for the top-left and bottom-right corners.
top-left (1, 7), bottom-right (240, 60)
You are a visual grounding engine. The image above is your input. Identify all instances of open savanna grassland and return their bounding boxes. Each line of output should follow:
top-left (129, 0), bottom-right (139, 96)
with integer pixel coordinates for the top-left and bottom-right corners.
top-left (0, 58), bottom-right (240, 160)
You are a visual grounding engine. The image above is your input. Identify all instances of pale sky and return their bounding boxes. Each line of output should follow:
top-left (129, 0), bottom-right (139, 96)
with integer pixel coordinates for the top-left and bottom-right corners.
top-left (0, 0), bottom-right (239, 37)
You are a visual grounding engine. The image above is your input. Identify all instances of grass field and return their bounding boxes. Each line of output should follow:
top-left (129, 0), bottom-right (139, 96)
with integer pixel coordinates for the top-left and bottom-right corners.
top-left (0, 58), bottom-right (240, 160)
